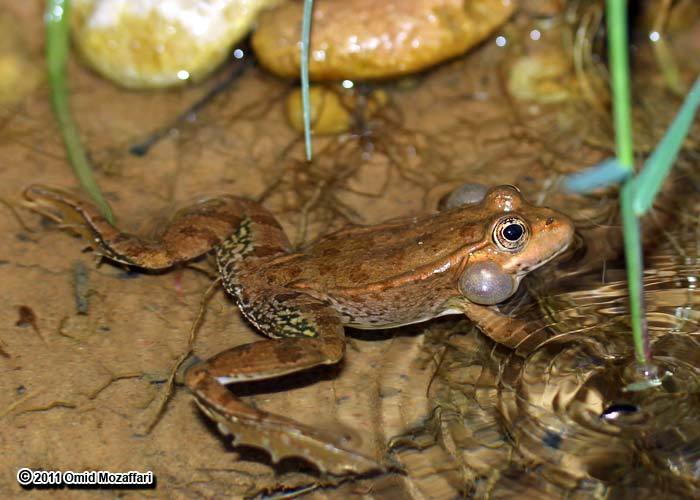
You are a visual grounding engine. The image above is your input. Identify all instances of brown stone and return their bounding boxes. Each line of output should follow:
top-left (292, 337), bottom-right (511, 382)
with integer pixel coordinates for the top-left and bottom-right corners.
top-left (252, 0), bottom-right (517, 80)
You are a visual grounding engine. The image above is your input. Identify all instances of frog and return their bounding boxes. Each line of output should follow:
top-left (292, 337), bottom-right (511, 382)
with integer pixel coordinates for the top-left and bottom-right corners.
top-left (23, 183), bottom-right (574, 475)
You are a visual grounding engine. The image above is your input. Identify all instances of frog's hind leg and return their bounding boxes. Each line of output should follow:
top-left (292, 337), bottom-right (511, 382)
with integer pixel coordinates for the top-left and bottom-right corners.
top-left (23, 185), bottom-right (291, 270)
top-left (184, 290), bottom-right (381, 474)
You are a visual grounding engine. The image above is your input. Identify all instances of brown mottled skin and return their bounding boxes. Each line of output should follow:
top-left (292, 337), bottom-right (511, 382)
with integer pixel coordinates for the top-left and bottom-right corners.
top-left (23, 184), bottom-right (574, 474)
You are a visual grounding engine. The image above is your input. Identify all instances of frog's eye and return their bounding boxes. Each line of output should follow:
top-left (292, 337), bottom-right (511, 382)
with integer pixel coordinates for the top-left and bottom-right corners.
top-left (493, 216), bottom-right (529, 252)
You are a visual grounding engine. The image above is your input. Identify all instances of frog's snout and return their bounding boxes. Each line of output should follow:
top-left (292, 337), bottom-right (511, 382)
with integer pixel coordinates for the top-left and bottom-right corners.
top-left (539, 211), bottom-right (575, 264)
top-left (555, 213), bottom-right (576, 250)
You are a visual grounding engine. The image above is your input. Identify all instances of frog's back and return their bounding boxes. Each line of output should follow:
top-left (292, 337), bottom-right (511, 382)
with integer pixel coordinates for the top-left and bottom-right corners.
top-left (299, 207), bottom-right (490, 289)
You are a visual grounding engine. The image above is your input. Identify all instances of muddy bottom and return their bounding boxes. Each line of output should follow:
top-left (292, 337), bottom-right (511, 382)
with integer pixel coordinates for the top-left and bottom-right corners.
top-left (1, 2), bottom-right (699, 499)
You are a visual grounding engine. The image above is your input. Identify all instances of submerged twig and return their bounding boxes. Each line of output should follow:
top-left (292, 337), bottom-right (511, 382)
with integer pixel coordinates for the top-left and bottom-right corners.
top-left (73, 260), bottom-right (89, 315)
top-left (649, 0), bottom-right (685, 96)
top-left (129, 58), bottom-right (250, 156)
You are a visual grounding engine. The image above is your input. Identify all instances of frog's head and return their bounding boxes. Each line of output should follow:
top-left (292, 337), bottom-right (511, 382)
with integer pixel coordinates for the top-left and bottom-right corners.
top-left (457, 185), bottom-right (574, 305)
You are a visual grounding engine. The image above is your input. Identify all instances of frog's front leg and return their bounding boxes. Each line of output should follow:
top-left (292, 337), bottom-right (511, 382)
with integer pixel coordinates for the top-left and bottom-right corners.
top-left (456, 299), bottom-right (550, 354)
top-left (23, 185), bottom-right (290, 270)
top-left (184, 286), bottom-right (381, 474)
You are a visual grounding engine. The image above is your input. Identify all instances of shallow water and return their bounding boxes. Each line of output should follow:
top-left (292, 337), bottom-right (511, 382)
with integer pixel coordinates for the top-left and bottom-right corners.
top-left (433, 217), bottom-right (700, 497)
top-left (0, 1), bottom-right (698, 498)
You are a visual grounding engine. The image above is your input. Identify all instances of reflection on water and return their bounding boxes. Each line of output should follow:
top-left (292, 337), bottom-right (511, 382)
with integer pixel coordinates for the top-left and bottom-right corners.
top-left (392, 195), bottom-right (700, 498)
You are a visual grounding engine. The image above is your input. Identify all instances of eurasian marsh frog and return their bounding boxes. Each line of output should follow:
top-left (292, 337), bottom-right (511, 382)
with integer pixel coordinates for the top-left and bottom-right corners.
top-left (24, 184), bottom-right (574, 474)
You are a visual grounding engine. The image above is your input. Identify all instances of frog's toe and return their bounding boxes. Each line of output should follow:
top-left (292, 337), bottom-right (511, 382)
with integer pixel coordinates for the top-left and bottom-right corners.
top-left (175, 354), bottom-right (202, 385)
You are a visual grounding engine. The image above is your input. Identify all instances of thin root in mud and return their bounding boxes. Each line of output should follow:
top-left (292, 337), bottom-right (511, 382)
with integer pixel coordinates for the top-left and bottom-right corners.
top-left (138, 277), bottom-right (221, 436)
top-left (257, 86), bottom-right (462, 246)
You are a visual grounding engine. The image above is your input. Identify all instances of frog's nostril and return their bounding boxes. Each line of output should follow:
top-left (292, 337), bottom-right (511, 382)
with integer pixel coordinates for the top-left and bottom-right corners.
top-left (545, 217), bottom-right (554, 226)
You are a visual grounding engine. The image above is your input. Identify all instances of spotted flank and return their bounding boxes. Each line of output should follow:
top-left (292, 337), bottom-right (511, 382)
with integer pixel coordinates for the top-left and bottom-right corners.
top-left (216, 217), bottom-right (253, 268)
top-left (241, 298), bottom-right (319, 339)
top-left (216, 218), bottom-right (319, 339)
top-left (216, 217), bottom-right (255, 300)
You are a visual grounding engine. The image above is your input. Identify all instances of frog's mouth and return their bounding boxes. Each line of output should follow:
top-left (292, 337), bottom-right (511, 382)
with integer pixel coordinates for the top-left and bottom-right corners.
top-left (517, 239), bottom-right (572, 276)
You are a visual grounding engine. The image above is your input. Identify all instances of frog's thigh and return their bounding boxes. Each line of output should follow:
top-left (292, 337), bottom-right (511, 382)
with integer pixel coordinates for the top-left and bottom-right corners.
top-left (191, 292), bottom-right (346, 382)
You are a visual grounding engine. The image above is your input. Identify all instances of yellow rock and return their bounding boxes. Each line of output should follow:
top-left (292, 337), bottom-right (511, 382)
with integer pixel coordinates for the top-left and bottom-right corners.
top-left (71, 0), bottom-right (283, 89)
top-left (507, 50), bottom-right (577, 103)
top-left (285, 86), bottom-right (388, 135)
top-left (286, 86), bottom-right (351, 135)
top-left (252, 0), bottom-right (517, 80)
top-left (0, 14), bottom-right (41, 105)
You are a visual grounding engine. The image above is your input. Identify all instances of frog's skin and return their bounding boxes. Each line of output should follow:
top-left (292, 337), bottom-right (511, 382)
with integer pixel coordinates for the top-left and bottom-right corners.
top-left (23, 184), bottom-right (574, 475)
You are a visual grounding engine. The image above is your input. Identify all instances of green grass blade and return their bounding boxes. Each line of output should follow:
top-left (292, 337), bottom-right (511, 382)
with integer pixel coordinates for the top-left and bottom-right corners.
top-left (301, 0), bottom-right (313, 161)
top-left (632, 77), bottom-right (700, 216)
top-left (607, 0), bottom-right (634, 170)
top-left (606, 0), bottom-right (651, 367)
top-left (46, 0), bottom-right (114, 222)
top-left (620, 183), bottom-right (649, 365)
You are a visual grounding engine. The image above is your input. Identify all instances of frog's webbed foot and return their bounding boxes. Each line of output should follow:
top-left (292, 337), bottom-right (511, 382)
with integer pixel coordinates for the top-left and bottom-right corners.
top-left (23, 185), bottom-right (290, 270)
top-left (185, 294), bottom-right (382, 475)
top-left (187, 369), bottom-right (380, 475)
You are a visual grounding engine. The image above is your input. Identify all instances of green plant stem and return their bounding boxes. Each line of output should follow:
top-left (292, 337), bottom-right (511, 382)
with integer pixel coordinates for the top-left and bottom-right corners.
top-left (301, 0), bottom-right (313, 161)
top-left (46, 0), bottom-right (114, 222)
top-left (620, 184), bottom-right (648, 364)
top-left (606, 0), bottom-right (651, 367)
top-left (607, 1), bottom-right (634, 169)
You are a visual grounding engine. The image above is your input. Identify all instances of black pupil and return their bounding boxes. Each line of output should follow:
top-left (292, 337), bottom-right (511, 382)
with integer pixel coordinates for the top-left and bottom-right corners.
top-left (503, 223), bottom-right (523, 241)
